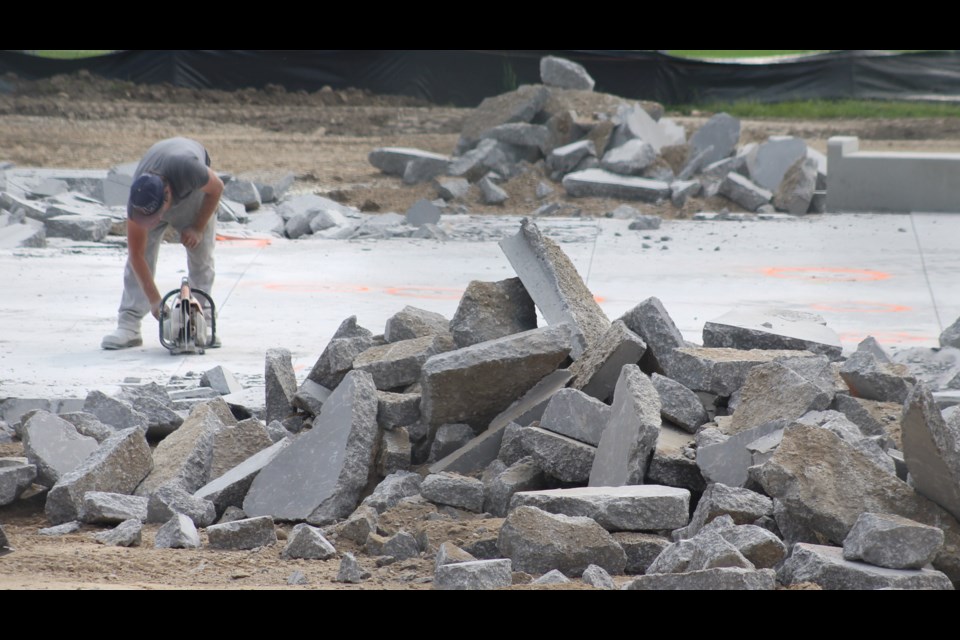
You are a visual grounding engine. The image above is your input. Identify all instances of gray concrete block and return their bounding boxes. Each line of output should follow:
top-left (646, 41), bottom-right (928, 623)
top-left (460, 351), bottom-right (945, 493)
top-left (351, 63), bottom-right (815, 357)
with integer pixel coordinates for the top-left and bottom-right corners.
top-left (210, 418), bottom-right (272, 481)
top-left (459, 85), bottom-right (551, 150)
top-left (81, 492), bottom-right (148, 524)
top-left (449, 278), bottom-right (537, 349)
top-left (840, 350), bottom-right (914, 404)
top-left (293, 380), bottom-right (331, 416)
top-left (428, 419), bottom-right (509, 476)
top-left (478, 176), bottom-right (509, 205)
top-left (523, 426), bottom-right (596, 483)
top-left (532, 569), bottom-right (570, 585)
top-left (384, 305), bottom-right (449, 343)
top-left (547, 140), bottom-right (596, 175)
top-left (498, 505), bottom-right (626, 577)
top-left (618, 297), bottom-right (686, 375)
top-left (435, 177), bottom-right (471, 201)
top-left (245, 211), bottom-right (285, 235)
top-left (843, 512), bottom-right (944, 570)
top-left (93, 519), bottom-right (142, 547)
top-left (746, 136), bottom-right (807, 191)
top-left (670, 179), bottom-right (701, 207)
top-left (434, 558), bottom-right (513, 590)
top-left (563, 168), bottom-right (671, 203)
top-left (129, 397), bottom-right (182, 440)
top-left (382, 530), bottom-right (421, 560)
top-left (22, 411), bottom-right (99, 487)
top-left (582, 564), bottom-right (616, 589)
top-left (193, 436), bottom-right (291, 516)
top-left (568, 320), bottom-right (646, 403)
top-left (43, 213), bottom-right (113, 242)
top-left (756, 423), bottom-right (960, 582)
top-left (420, 472), bottom-right (485, 513)
top-left (480, 122), bottom-right (551, 154)
top-left (83, 390), bottom-right (148, 432)
top-left (779, 543), bottom-right (953, 590)
top-left (378, 427), bottom-right (411, 476)
top-left (52, 413), bottom-right (111, 444)
top-left (484, 457), bottom-right (545, 517)
top-left (447, 139), bottom-right (498, 182)
top-left (613, 532), bottom-right (671, 575)
top-left (651, 373), bottom-right (708, 434)
top-left (624, 567), bottom-right (775, 590)
top-left (648, 423), bottom-right (705, 493)
top-left (282, 523), bottom-right (336, 559)
top-left (719, 524), bottom-right (787, 569)
top-left (688, 113), bottom-right (741, 167)
top-left (136, 401), bottom-right (224, 497)
top-left (719, 173), bottom-right (772, 211)
top-left (627, 215), bottom-right (663, 231)
top-left (681, 483), bottom-right (774, 539)
top-left (147, 484), bottom-right (217, 527)
top-left (0, 459), bottom-right (37, 506)
top-left (429, 423), bottom-right (474, 461)
top-left (589, 365), bottom-right (660, 487)
top-left (377, 391), bottom-right (420, 430)
top-left (601, 139), bottom-right (657, 176)
top-left (45, 427), bottom-right (152, 525)
top-left (435, 541), bottom-right (477, 572)
top-left (686, 530), bottom-right (755, 571)
top-left (662, 347), bottom-right (818, 397)
top-left (403, 155), bottom-right (452, 185)
top-left (369, 147), bottom-right (451, 177)
top-left (539, 388), bottom-right (610, 446)
top-left (902, 383), bottom-right (960, 521)
top-left (223, 179), bottom-right (261, 211)
top-left (37, 521), bottom-right (81, 536)
top-left (405, 198), bottom-right (442, 227)
top-left (239, 170), bottom-right (294, 203)
top-left (264, 347), bottom-right (297, 425)
top-left (511, 485), bottom-right (690, 532)
top-left (729, 361), bottom-right (834, 435)
top-left (335, 552), bottom-right (371, 584)
top-left (207, 515), bottom-right (277, 550)
top-left (499, 219), bottom-right (609, 360)
top-left (360, 470), bottom-right (423, 514)
top-left (773, 156), bottom-right (818, 214)
top-left (697, 421), bottom-right (785, 488)
top-left (244, 370), bottom-right (379, 525)
top-left (0, 217), bottom-right (45, 249)
top-left (540, 56), bottom-right (595, 91)
top-left (333, 506), bottom-right (379, 545)
top-left (703, 308), bottom-right (842, 361)
top-left (610, 102), bottom-right (671, 152)
top-left (355, 334), bottom-right (452, 391)
top-left (498, 423), bottom-right (528, 466)
top-left (154, 513), bottom-right (201, 549)
top-left (284, 213), bottom-right (312, 239)
top-left (307, 323), bottom-right (375, 390)
top-left (420, 324), bottom-right (573, 429)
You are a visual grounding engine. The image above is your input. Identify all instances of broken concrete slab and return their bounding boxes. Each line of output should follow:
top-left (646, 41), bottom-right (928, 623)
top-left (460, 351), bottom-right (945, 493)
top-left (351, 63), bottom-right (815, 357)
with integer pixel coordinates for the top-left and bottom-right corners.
top-left (498, 505), bottom-right (626, 577)
top-left (685, 530), bottom-right (755, 571)
top-left (223, 179), bottom-right (261, 211)
top-left (369, 147), bottom-right (452, 177)
top-left (22, 410), bottom-right (99, 487)
top-left (624, 567), bottom-right (775, 590)
top-left (282, 523), bottom-right (337, 560)
top-left (582, 564), bottom-right (616, 589)
top-left (210, 418), bottom-right (272, 481)
top-left (376, 391), bottom-right (420, 431)
top-left (480, 122), bottom-right (551, 154)
top-left (458, 85), bottom-right (551, 150)
top-left (720, 524), bottom-right (787, 569)
top-left (207, 515), bottom-right (277, 550)
top-left (81, 492), bottom-right (148, 525)
top-left (435, 541), bottom-right (477, 572)
top-left (449, 278), bottom-right (537, 349)
top-left (522, 426), bottom-right (596, 483)
top-left (688, 113), bottom-right (741, 168)
top-left (756, 423), bottom-right (960, 582)
top-left (45, 215), bottom-right (113, 242)
top-left (429, 423), bottom-right (474, 461)
top-left (670, 180), bottom-right (701, 208)
top-left (589, 365), bottom-right (661, 487)
top-left (52, 413), bottom-right (111, 444)
top-left (147, 484), bottom-right (217, 527)
top-left (154, 513), bottom-right (201, 549)
top-left (354, 334), bottom-right (453, 391)
top-left (651, 373), bottom-right (709, 434)
top-left (82, 390), bottom-right (148, 432)
top-left (293, 380), bottom-right (331, 417)
top-left (901, 383), bottom-right (960, 522)
top-left (0, 218), bottom-right (45, 249)
top-left (264, 347), bottom-right (297, 425)
top-left (613, 532), bottom-right (671, 575)
top-left (774, 156), bottom-right (819, 215)
top-left (697, 420), bottom-right (786, 488)
top-left (37, 521), bottom-right (80, 536)
top-left (648, 423), bottom-right (705, 494)
top-left (420, 472), bottom-right (485, 513)
top-left (378, 426), bottom-right (411, 476)
top-left (245, 210), bottom-right (285, 235)
top-left (405, 199), bottom-right (442, 227)
top-left (610, 102), bottom-right (671, 152)
top-left (434, 558), bottom-right (514, 590)
top-left (840, 350), bottom-right (915, 404)
top-left (46, 427), bottom-right (153, 525)
top-left (547, 140), bottom-right (596, 175)
top-left (679, 483), bottom-right (774, 539)
top-left (532, 569), bottom-right (571, 585)
top-left (510, 485), bottom-right (690, 532)
top-left (420, 324), bottom-right (572, 430)
top-left (662, 347), bottom-right (818, 397)
top-left (779, 543), bottom-right (953, 590)
top-left (540, 56), bottom-right (595, 91)
top-left (244, 370), bottom-right (379, 525)
top-left (478, 176), bottom-right (509, 205)
top-left (563, 168), bottom-right (671, 203)
top-left (384, 306), bottom-right (449, 343)
top-left (568, 320), bottom-right (646, 404)
top-left (427, 417), bottom-right (513, 476)
top-left (435, 177), bottom-right (471, 201)
top-left (306, 322), bottom-right (375, 390)
top-left (381, 530), bottom-right (420, 560)
top-left (484, 457), bottom-right (546, 517)
top-left (619, 297), bottom-right (686, 376)
top-left (128, 397), bottom-right (182, 440)
top-left (335, 552), bottom-right (371, 584)
top-left (746, 136), bottom-right (808, 192)
top-left (403, 156), bottom-right (453, 185)
top-left (728, 361), bottom-right (834, 435)
top-left (718, 173), bottom-right (772, 212)
top-left (601, 139), bottom-right (657, 176)
top-left (499, 219), bottom-right (609, 360)
top-left (627, 215), bottom-right (663, 231)
top-left (360, 471), bottom-right (423, 515)
top-left (539, 388), bottom-right (610, 447)
top-left (843, 512), bottom-right (945, 570)
top-left (93, 519), bottom-right (142, 547)
top-left (0, 459), bottom-right (37, 506)
top-left (703, 308), bottom-right (842, 361)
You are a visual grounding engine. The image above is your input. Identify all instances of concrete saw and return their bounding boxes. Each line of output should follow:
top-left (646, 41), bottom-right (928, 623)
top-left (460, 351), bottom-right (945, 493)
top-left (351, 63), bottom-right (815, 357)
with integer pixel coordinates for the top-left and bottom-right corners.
top-left (158, 278), bottom-right (216, 355)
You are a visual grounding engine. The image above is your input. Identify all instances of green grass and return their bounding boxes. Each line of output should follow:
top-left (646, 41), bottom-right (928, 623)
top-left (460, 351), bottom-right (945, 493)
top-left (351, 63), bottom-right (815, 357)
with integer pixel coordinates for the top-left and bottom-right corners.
top-left (26, 50), bottom-right (115, 59)
top-left (670, 98), bottom-right (960, 119)
top-left (667, 50), bottom-right (825, 59)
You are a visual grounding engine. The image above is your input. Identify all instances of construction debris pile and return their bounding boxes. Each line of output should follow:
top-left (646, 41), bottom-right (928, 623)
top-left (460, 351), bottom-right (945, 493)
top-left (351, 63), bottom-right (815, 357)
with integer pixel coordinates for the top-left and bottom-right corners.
top-left (368, 55), bottom-right (827, 223)
top-left (3, 217), bottom-right (960, 590)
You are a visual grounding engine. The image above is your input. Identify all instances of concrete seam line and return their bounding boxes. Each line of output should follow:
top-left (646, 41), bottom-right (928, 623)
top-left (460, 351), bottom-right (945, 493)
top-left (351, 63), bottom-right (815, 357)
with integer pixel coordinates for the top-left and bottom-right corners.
top-left (584, 221), bottom-right (601, 287)
top-left (909, 212), bottom-right (943, 333)
top-left (217, 243), bottom-right (268, 315)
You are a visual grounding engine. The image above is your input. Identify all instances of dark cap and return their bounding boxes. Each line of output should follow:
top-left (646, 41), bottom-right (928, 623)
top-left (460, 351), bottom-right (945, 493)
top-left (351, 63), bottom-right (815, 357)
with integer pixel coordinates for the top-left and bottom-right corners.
top-left (127, 174), bottom-right (165, 230)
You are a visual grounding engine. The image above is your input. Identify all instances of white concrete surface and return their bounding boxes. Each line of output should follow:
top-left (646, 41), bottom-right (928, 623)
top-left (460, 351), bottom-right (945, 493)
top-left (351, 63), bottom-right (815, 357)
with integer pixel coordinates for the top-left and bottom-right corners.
top-left (1, 212), bottom-right (957, 403)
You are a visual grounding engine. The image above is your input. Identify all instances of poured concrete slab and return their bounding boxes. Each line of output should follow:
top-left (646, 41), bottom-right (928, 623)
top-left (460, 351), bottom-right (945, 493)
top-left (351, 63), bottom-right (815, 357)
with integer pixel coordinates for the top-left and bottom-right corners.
top-left (703, 308), bottom-right (842, 361)
top-left (563, 169), bottom-right (671, 203)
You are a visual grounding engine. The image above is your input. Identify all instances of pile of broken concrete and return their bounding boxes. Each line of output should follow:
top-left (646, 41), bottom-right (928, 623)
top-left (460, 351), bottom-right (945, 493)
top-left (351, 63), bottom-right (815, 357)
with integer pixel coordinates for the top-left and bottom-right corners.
top-left (3, 217), bottom-right (960, 590)
top-left (369, 55), bottom-right (826, 221)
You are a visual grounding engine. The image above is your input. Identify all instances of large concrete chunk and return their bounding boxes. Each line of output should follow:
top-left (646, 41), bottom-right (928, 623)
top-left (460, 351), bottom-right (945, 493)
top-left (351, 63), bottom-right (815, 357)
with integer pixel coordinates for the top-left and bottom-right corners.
top-left (282, 523), bottom-right (337, 560)
top-left (22, 411), bottom-right (99, 486)
top-left (843, 512), bottom-right (945, 570)
top-left (613, 532), bottom-right (671, 575)
top-left (200, 366), bottom-right (243, 396)
top-left (651, 374), bottom-right (709, 434)
top-left (210, 418), bottom-right (273, 481)
top-left (839, 350), bottom-right (915, 403)
top-left (264, 348), bottom-right (297, 424)
top-left (774, 156), bottom-right (819, 214)
top-left (0, 217), bottom-right (45, 249)
top-left (540, 56), bottom-right (595, 91)
top-left (688, 113), bottom-right (741, 167)
top-left (648, 423), bottom-right (705, 493)
top-left (459, 85), bottom-right (550, 150)
top-left (369, 147), bottom-right (451, 177)
top-left (498, 505), bottom-right (626, 577)
top-left (485, 457), bottom-right (546, 517)
top-left (539, 388), bottom-right (610, 447)
top-left (376, 391), bottom-right (420, 430)
top-left (901, 383), bottom-right (960, 521)
top-left (547, 140), bottom-right (596, 175)
top-left (354, 334), bottom-right (452, 391)
top-left (703, 308), bottom-right (842, 361)
top-left (420, 472), bottom-right (485, 513)
top-left (679, 483), bottom-right (773, 539)
top-left (420, 324), bottom-right (572, 429)
top-left (601, 139), bottom-right (657, 176)
top-left (756, 423), bottom-right (960, 582)
top-left (360, 470), bottom-right (423, 514)
top-left (619, 297), bottom-right (685, 375)
top-left (428, 419), bottom-right (511, 476)
top-left (136, 401), bottom-right (224, 497)
top-left (434, 559), bottom-right (514, 591)
top-left (81, 492), bottom-right (148, 524)
top-left (522, 426), bottom-right (596, 483)
top-left (697, 421), bottom-right (785, 488)
top-left (429, 423), bottom-right (474, 461)
top-left (46, 428), bottom-right (153, 525)
top-left (567, 320), bottom-right (647, 403)
top-left (728, 361), bottom-right (834, 435)
top-left (154, 513), bottom-right (201, 549)
top-left (832, 395), bottom-right (903, 450)
top-left (563, 169), bottom-right (671, 203)
top-left (83, 390), bottom-right (148, 432)
top-left (130, 396), bottom-right (183, 440)
top-left (721, 524), bottom-right (787, 569)
top-left (779, 543), bottom-right (953, 590)
top-left (207, 515), bottom-right (277, 550)
top-left (662, 347), bottom-right (817, 397)
top-left (384, 306), bottom-right (449, 342)
top-left (93, 519), bottom-right (142, 547)
top-left (194, 438), bottom-right (291, 516)
top-left (510, 485), bottom-right (690, 532)
top-left (45, 215), bottom-right (113, 242)
top-left (244, 370), bottom-right (379, 525)
top-left (0, 459), bottom-right (37, 506)
top-left (498, 219), bottom-right (609, 360)
top-left (308, 336), bottom-right (374, 391)
top-left (624, 567), bottom-right (776, 590)
top-left (147, 484), bottom-right (217, 527)
top-left (589, 365), bottom-right (661, 487)
top-left (719, 173), bottom-right (772, 211)
top-left (449, 278), bottom-right (537, 349)
top-left (746, 136), bottom-right (808, 191)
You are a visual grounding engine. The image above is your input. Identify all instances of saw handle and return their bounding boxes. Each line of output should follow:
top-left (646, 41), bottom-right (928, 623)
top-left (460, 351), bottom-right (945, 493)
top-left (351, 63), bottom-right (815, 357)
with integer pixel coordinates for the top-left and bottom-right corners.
top-left (158, 284), bottom-right (217, 352)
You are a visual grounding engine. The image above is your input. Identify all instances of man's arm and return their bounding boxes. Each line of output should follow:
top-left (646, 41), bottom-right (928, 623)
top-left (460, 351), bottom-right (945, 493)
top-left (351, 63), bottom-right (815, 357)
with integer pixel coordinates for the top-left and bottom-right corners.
top-left (127, 221), bottom-right (164, 318)
top-left (180, 167), bottom-right (224, 249)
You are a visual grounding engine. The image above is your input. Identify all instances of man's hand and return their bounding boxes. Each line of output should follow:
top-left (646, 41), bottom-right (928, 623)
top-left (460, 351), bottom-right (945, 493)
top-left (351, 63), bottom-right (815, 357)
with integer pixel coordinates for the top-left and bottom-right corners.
top-left (150, 299), bottom-right (166, 321)
top-left (180, 226), bottom-right (202, 249)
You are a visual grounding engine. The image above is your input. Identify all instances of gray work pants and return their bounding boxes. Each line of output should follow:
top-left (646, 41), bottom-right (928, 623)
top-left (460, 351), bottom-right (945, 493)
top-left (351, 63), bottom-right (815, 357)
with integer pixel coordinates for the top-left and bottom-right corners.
top-left (115, 190), bottom-right (216, 332)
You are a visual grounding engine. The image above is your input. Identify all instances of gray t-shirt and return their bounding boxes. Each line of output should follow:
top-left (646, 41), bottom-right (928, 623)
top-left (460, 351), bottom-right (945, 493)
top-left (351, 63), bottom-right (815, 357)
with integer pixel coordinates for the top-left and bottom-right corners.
top-left (134, 137), bottom-right (211, 203)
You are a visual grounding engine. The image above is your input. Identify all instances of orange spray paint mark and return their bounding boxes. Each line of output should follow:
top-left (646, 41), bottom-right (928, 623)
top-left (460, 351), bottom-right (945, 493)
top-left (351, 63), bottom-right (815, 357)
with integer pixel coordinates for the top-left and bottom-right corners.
top-left (761, 267), bottom-right (891, 282)
top-left (383, 286), bottom-right (463, 301)
top-left (262, 283), bottom-right (372, 294)
top-left (216, 235), bottom-right (272, 248)
top-left (810, 301), bottom-right (911, 314)
top-left (594, 295), bottom-right (606, 304)
top-left (839, 331), bottom-right (933, 344)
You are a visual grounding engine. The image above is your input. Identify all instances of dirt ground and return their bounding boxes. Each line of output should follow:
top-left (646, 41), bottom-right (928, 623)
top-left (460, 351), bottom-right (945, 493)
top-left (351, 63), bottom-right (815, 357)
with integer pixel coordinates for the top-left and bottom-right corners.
top-left (1, 71), bottom-right (954, 590)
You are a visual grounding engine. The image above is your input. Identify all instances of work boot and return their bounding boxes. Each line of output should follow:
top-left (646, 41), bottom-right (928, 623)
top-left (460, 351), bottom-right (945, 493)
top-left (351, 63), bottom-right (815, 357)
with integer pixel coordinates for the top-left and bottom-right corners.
top-left (101, 327), bottom-right (143, 350)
